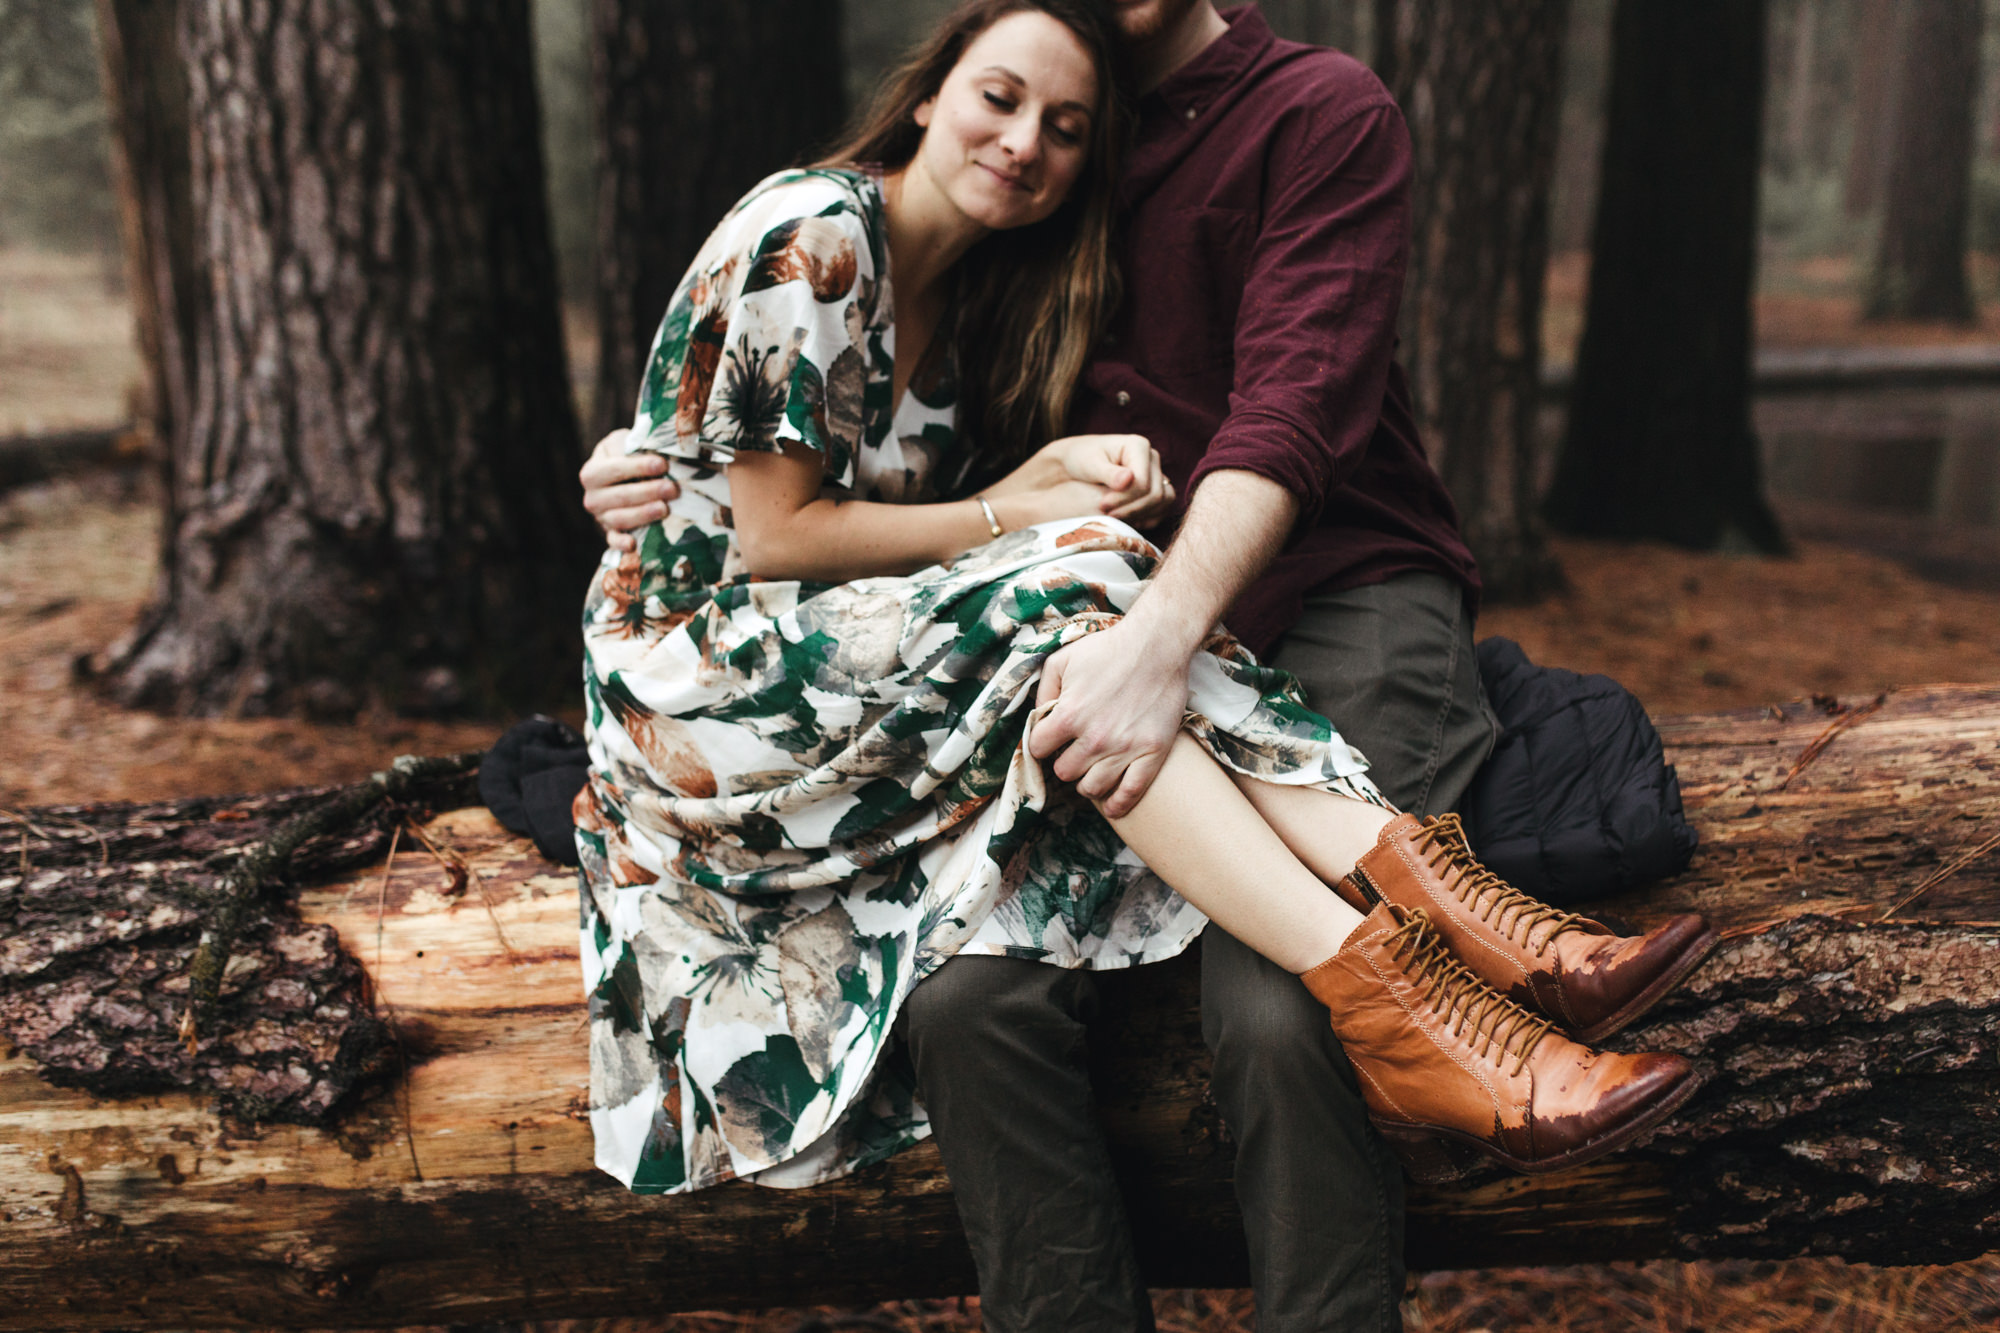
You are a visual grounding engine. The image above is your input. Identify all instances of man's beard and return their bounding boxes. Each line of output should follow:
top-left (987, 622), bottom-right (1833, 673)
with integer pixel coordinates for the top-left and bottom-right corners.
top-left (1111, 0), bottom-right (1203, 46)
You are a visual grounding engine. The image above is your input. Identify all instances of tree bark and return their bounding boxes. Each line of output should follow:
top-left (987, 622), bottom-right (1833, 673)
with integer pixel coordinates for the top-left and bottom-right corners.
top-left (1373, 0), bottom-right (1569, 600)
top-left (102, 0), bottom-right (597, 720)
top-left (1864, 0), bottom-right (1983, 323)
top-left (1843, 0), bottom-right (1903, 217)
top-left (6, 686), bottom-right (2000, 1325)
top-left (94, 0), bottom-right (200, 615)
top-left (1543, 0), bottom-right (1786, 555)
top-left (1777, 0), bottom-right (1817, 176)
top-left (588, 0), bottom-right (846, 440)
top-left (1258, 0), bottom-right (1363, 55)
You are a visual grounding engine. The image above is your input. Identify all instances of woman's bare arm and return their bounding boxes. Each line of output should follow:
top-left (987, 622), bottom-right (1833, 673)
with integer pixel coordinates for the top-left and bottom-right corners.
top-left (728, 443), bottom-right (1112, 582)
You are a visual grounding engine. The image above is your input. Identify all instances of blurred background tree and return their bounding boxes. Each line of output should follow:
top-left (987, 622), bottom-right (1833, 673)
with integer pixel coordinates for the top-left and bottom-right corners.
top-left (1545, 0), bottom-right (1787, 555)
top-left (96, 0), bottom-right (197, 616)
top-left (1865, 0), bottom-right (1983, 322)
top-left (587, 1), bottom-right (846, 441)
top-left (0, 0), bottom-right (119, 256)
top-left (1376, 0), bottom-right (1571, 601)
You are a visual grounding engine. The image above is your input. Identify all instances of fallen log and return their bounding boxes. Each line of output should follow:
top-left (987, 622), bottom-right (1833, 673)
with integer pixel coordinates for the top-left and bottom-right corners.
top-left (2, 686), bottom-right (1998, 1329)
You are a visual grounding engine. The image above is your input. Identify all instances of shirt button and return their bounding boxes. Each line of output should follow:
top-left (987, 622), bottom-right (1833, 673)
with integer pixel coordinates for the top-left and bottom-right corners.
top-left (1185, 106), bottom-right (1198, 120)
top-left (1115, 390), bottom-right (1132, 407)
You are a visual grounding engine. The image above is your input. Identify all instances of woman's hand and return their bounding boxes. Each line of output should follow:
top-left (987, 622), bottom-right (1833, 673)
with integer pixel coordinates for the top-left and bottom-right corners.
top-left (1049, 433), bottom-right (1176, 525)
top-left (580, 429), bottom-right (681, 552)
top-left (988, 433), bottom-right (1178, 528)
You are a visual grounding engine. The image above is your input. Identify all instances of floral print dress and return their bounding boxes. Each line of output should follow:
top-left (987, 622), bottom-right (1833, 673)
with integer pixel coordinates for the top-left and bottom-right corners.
top-left (576, 168), bottom-right (1388, 1195)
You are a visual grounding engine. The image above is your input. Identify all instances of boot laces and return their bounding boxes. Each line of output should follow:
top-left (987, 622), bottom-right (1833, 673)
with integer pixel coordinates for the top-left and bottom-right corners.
top-left (1385, 909), bottom-right (1555, 1077)
top-left (1413, 814), bottom-right (1586, 956)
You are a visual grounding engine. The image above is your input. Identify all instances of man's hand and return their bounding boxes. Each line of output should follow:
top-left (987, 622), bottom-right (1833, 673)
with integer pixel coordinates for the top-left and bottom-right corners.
top-left (1030, 614), bottom-right (1198, 819)
top-left (580, 429), bottom-right (680, 552)
top-left (1029, 469), bottom-right (1301, 818)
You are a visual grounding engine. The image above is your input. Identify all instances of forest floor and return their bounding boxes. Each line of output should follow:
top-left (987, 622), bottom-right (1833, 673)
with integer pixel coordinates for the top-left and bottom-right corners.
top-left (7, 245), bottom-right (2000, 1327)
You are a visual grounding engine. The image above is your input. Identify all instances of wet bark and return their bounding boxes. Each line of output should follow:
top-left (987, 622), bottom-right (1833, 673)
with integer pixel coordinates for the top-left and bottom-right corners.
top-left (1543, 0), bottom-right (1787, 554)
top-left (104, 0), bottom-right (598, 719)
top-left (588, 0), bottom-right (846, 439)
top-left (4, 686), bottom-right (1999, 1323)
top-left (1374, 0), bottom-right (1569, 601)
top-left (94, 0), bottom-right (200, 609)
top-left (1864, 0), bottom-right (1983, 324)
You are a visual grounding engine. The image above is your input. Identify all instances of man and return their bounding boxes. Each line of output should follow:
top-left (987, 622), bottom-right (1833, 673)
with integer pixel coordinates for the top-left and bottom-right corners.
top-left (581, 4), bottom-right (1493, 1328)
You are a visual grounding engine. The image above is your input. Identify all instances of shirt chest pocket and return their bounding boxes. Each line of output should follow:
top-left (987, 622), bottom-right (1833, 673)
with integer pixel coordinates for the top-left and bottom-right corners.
top-left (1133, 206), bottom-right (1254, 377)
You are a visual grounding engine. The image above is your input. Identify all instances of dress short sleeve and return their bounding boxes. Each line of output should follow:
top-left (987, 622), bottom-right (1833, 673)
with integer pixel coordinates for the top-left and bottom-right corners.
top-left (629, 171), bottom-right (883, 492)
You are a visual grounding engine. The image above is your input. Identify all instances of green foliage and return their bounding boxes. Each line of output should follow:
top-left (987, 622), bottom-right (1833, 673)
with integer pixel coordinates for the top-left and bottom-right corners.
top-left (0, 0), bottom-right (117, 252)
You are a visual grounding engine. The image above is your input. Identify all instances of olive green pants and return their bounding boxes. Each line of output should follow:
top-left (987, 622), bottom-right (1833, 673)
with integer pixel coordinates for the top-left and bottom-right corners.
top-left (900, 572), bottom-right (1497, 1333)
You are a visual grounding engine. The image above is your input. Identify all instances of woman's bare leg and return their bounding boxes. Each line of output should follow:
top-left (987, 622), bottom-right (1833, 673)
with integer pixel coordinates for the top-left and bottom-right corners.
top-left (1099, 734), bottom-right (1386, 973)
top-left (1226, 772), bottom-right (1398, 887)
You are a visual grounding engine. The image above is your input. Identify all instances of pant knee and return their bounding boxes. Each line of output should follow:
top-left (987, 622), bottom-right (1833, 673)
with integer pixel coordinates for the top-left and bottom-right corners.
top-left (901, 955), bottom-right (1095, 1089)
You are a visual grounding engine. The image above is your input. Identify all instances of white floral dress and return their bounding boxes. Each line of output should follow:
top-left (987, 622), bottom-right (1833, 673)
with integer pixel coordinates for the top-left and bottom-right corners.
top-left (576, 168), bottom-right (1387, 1195)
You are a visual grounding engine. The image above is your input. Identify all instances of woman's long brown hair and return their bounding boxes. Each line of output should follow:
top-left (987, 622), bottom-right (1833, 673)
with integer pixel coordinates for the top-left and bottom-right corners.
top-left (814, 0), bottom-right (1132, 472)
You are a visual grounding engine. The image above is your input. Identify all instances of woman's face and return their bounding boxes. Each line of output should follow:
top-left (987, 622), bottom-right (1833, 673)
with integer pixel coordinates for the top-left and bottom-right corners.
top-left (912, 10), bottom-right (1100, 232)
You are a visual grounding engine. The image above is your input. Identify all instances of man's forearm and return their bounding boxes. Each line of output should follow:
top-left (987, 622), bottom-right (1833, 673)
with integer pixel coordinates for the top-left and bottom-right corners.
top-left (1125, 469), bottom-right (1300, 652)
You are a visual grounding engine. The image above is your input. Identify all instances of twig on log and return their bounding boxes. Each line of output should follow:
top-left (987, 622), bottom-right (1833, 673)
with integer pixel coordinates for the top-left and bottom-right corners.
top-left (177, 752), bottom-right (482, 1048)
top-left (1880, 826), bottom-right (2000, 921)
top-left (402, 817), bottom-right (522, 964)
top-left (1777, 692), bottom-right (1887, 789)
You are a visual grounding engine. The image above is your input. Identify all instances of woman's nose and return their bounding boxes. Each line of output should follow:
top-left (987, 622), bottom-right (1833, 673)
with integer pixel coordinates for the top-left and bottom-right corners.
top-left (999, 115), bottom-right (1042, 164)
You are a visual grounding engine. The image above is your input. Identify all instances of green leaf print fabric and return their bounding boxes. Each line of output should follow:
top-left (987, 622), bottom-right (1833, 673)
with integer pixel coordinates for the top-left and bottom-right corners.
top-left (577, 168), bottom-right (1388, 1195)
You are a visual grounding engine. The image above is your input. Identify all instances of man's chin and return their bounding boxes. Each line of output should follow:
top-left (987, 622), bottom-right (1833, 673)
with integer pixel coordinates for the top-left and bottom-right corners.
top-left (1108, 0), bottom-right (1188, 45)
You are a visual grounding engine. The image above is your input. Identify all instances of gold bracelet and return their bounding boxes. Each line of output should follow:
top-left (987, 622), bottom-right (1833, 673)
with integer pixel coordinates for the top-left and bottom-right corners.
top-left (975, 495), bottom-right (1004, 539)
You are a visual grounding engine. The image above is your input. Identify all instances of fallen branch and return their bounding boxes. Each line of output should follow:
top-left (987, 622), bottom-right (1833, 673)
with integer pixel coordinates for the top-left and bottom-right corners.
top-left (178, 752), bottom-right (484, 1046)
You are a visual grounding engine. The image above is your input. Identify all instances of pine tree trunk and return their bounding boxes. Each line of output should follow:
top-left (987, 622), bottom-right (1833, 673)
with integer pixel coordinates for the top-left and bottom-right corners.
top-left (106, 0), bottom-right (597, 719)
top-left (1843, 0), bottom-right (1903, 217)
top-left (1543, 0), bottom-right (1786, 554)
top-left (1374, 0), bottom-right (1569, 600)
top-left (1864, 0), bottom-right (1982, 323)
top-left (1778, 0), bottom-right (1817, 176)
top-left (94, 0), bottom-right (199, 622)
top-left (588, 0), bottom-right (846, 440)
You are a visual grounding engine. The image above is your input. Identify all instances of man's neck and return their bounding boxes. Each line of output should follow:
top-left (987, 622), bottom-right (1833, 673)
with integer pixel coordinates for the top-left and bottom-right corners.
top-left (1131, 2), bottom-right (1230, 94)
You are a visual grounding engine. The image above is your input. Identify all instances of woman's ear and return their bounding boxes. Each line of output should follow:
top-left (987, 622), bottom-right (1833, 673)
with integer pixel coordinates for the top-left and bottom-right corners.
top-left (914, 96), bottom-right (935, 129)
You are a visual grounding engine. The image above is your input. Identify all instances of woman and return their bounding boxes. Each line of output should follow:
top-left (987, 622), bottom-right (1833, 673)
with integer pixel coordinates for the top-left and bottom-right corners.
top-left (577, 0), bottom-right (1710, 1198)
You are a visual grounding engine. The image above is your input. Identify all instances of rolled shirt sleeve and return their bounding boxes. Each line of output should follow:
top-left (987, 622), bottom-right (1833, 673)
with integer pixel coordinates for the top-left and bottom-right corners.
top-left (1186, 101), bottom-right (1413, 522)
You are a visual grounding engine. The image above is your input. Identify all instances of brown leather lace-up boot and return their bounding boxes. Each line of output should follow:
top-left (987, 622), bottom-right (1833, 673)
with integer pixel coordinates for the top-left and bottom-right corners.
top-left (1301, 902), bottom-right (1699, 1182)
top-left (1336, 814), bottom-right (1718, 1043)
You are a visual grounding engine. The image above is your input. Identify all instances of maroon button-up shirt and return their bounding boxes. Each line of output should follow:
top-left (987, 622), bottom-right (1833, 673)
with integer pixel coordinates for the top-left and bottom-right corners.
top-left (1068, 6), bottom-right (1480, 659)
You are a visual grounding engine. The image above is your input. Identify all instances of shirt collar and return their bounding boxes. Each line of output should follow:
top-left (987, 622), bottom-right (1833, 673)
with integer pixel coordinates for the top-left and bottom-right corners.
top-left (1149, 4), bottom-right (1276, 123)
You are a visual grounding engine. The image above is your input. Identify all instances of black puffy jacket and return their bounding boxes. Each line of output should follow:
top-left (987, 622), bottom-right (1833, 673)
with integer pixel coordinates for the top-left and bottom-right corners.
top-left (1458, 638), bottom-right (1697, 907)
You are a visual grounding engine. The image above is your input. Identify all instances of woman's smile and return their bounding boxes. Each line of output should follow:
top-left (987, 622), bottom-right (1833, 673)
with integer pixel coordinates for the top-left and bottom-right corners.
top-left (908, 11), bottom-right (1098, 234)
